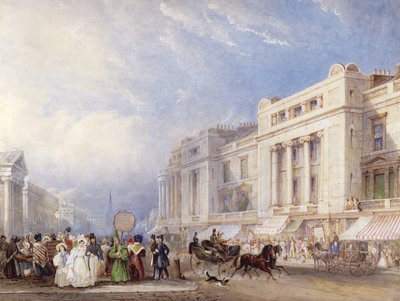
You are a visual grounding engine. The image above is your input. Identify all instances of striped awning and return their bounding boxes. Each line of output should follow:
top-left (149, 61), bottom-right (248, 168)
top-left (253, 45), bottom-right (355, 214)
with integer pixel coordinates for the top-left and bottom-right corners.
top-left (356, 215), bottom-right (400, 240)
top-left (254, 216), bottom-right (288, 236)
top-left (340, 216), bottom-right (373, 240)
top-left (284, 220), bottom-right (303, 233)
top-left (198, 225), bottom-right (241, 241)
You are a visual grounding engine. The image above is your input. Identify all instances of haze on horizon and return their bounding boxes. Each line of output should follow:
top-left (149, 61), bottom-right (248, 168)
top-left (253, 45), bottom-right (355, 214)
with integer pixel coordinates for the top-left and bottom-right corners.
top-left (0, 0), bottom-right (399, 219)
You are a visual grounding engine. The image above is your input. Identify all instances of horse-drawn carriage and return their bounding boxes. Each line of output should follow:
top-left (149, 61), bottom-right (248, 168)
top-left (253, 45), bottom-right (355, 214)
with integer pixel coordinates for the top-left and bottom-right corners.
top-left (188, 240), bottom-right (240, 277)
top-left (327, 240), bottom-right (377, 276)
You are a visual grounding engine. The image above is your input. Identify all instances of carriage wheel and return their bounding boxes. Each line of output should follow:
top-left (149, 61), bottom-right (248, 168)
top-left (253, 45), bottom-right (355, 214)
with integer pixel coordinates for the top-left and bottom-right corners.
top-left (218, 260), bottom-right (234, 278)
top-left (364, 252), bottom-right (377, 276)
top-left (328, 256), bottom-right (339, 274)
top-left (190, 255), bottom-right (206, 276)
top-left (349, 254), bottom-right (364, 276)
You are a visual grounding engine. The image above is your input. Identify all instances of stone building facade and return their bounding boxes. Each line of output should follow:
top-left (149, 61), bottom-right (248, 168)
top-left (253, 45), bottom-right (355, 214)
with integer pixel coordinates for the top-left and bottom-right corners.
top-left (157, 63), bottom-right (400, 243)
top-left (0, 150), bottom-right (91, 238)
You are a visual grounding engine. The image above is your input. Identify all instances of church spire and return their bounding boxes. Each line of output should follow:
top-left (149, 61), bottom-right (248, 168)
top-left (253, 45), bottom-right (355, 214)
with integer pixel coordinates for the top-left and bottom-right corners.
top-left (106, 188), bottom-right (114, 226)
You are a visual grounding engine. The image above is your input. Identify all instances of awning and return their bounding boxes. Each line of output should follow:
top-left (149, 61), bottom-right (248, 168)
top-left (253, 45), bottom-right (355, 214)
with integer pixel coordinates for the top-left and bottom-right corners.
top-left (284, 220), bottom-right (303, 233)
top-left (357, 215), bottom-right (400, 240)
top-left (254, 216), bottom-right (288, 236)
top-left (147, 225), bottom-right (167, 235)
top-left (198, 225), bottom-right (241, 241)
top-left (340, 216), bottom-right (373, 240)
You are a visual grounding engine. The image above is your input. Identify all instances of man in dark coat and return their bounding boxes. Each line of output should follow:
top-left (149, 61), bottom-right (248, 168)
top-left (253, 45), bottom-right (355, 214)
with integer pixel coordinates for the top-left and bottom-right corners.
top-left (150, 234), bottom-right (158, 280)
top-left (155, 235), bottom-right (169, 280)
top-left (4, 236), bottom-right (21, 280)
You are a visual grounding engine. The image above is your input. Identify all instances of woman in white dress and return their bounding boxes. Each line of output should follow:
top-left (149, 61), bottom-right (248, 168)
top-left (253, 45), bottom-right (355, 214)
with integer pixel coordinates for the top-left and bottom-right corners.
top-left (67, 236), bottom-right (91, 287)
top-left (53, 243), bottom-right (69, 288)
top-left (377, 247), bottom-right (388, 268)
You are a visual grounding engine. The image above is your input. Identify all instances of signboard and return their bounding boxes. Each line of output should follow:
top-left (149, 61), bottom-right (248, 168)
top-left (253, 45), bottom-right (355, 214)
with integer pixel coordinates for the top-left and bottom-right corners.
top-left (114, 211), bottom-right (135, 232)
top-left (313, 227), bottom-right (325, 241)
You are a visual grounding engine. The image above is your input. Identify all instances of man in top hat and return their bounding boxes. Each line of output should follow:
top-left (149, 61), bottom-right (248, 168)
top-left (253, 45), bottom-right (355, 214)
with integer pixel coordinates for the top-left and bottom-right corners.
top-left (210, 229), bottom-right (227, 260)
top-left (150, 234), bottom-right (158, 280)
top-left (108, 229), bottom-right (129, 283)
top-left (86, 233), bottom-right (103, 286)
top-left (155, 235), bottom-right (169, 280)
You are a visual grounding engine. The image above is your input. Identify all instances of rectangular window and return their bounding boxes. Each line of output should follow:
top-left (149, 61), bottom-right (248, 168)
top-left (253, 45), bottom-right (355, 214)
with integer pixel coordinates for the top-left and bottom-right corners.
top-left (294, 106), bottom-right (302, 117)
top-left (240, 157), bottom-right (248, 179)
top-left (223, 163), bottom-right (230, 183)
top-left (310, 99), bottom-right (318, 110)
top-left (292, 147), bottom-right (298, 165)
top-left (374, 174), bottom-right (385, 199)
top-left (374, 124), bottom-right (383, 151)
top-left (279, 111), bottom-right (286, 121)
top-left (189, 146), bottom-right (200, 157)
top-left (371, 114), bottom-right (386, 151)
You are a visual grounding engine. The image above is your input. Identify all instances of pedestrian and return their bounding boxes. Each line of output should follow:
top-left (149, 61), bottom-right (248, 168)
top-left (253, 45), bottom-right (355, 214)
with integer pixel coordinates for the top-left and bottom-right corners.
top-left (156, 235), bottom-right (170, 280)
top-left (66, 235), bottom-right (91, 287)
top-left (85, 233), bottom-right (103, 286)
top-left (53, 242), bottom-right (69, 288)
top-left (128, 235), bottom-right (146, 281)
top-left (108, 230), bottom-right (130, 283)
top-left (150, 234), bottom-right (159, 280)
top-left (32, 233), bottom-right (53, 278)
top-left (4, 236), bottom-right (21, 280)
top-left (19, 240), bottom-right (33, 278)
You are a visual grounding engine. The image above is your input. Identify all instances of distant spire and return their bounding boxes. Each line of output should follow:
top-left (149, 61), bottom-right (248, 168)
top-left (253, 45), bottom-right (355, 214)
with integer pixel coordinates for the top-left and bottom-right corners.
top-left (109, 188), bottom-right (112, 205)
top-left (106, 188), bottom-right (114, 225)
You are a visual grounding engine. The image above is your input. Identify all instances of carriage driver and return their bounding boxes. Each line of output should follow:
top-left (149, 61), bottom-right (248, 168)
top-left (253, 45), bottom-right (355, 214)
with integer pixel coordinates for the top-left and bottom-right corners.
top-left (210, 229), bottom-right (228, 260)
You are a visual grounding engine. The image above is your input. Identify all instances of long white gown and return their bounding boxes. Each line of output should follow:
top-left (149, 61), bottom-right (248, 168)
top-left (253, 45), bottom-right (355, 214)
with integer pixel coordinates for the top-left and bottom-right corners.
top-left (53, 251), bottom-right (69, 288)
top-left (67, 247), bottom-right (91, 287)
top-left (88, 254), bottom-right (99, 286)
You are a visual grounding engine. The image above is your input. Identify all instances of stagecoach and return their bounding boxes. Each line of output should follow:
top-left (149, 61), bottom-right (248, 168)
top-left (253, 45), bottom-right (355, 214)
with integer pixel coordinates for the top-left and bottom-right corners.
top-left (188, 240), bottom-right (241, 277)
top-left (327, 240), bottom-right (377, 276)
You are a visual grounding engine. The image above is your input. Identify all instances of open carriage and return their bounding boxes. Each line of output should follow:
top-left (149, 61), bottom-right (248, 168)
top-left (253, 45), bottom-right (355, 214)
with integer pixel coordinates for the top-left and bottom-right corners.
top-left (188, 240), bottom-right (241, 277)
top-left (327, 240), bottom-right (377, 276)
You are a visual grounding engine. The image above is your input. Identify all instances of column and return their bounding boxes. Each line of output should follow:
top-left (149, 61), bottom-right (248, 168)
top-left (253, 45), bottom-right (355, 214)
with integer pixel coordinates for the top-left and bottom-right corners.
top-left (22, 181), bottom-right (29, 235)
top-left (317, 131), bottom-right (324, 202)
top-left (384, 168), bottom-right (390, 198)
top-left (2, 176), bottom-right (12, 239)
top-left (264, 147), bottom-right (272, 209)
top-left (270, 145), bottom-right (280, 206)
top-left (160, 182), bottom-right (165, 218)
top-left (300, 135), bottom-right (312, 204)
top-left (165, 181), bottom-right (170, 219)
top-left (158, 181), bottom-right (163, 219)
top-left (282, 141), bottom-right (293, 205)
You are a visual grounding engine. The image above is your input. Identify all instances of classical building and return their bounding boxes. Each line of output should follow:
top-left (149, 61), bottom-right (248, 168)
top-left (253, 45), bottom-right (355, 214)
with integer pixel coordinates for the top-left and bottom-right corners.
top-left (23, 179), bottom-right (59, 234)
top-left (58, 200), bottom-right (91, 234)
top-left (157, 62), bottom-right (400, 244)
top-left (0, 150), bottom-right (92, 238)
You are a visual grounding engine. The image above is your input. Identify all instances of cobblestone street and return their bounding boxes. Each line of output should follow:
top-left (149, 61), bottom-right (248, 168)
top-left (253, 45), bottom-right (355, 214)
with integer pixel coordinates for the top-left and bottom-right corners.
top-left (0, 262), bottom-right (399, 301)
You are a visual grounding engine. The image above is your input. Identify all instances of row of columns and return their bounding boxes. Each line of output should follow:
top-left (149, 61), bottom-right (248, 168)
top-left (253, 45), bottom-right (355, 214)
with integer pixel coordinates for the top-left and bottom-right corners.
top-left (268, 131), bottom-right (323, 207)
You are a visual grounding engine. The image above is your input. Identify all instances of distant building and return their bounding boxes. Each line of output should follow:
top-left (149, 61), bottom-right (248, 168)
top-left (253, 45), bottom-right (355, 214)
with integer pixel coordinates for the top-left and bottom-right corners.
top-left (158, 62), bottom-right (400, 244)
top-left (58, 200), bottom-right (91, 234)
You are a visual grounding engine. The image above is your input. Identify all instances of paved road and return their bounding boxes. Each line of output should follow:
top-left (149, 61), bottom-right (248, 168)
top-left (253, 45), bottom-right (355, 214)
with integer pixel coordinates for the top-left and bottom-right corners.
top-left (0, 264), bottom-right (399, 301)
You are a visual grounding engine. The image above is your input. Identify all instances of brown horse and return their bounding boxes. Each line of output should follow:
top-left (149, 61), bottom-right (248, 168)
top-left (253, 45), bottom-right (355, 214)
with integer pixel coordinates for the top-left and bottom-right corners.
top-left (267, 245), bottom-right (290, 277)
top-left (230, 245), bottom-right (276, 280)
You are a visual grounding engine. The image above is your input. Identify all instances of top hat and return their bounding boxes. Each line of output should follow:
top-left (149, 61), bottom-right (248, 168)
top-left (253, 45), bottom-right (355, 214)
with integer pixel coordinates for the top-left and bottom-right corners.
top-left (151, 234), bottom-right (156, 240)
top-left (134, 234), bottom-right (143, 243)
top-left (89, 233), bottom-right (96, 240)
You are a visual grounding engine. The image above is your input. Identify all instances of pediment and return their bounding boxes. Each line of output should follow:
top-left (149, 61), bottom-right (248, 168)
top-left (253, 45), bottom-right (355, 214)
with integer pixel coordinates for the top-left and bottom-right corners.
top-left (361, 156), bottom-right (388, 167)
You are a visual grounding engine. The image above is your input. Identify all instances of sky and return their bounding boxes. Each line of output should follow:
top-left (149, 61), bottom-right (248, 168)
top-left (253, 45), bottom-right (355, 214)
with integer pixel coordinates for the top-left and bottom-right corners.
top-left (0, 0), bottom-right (399, 220)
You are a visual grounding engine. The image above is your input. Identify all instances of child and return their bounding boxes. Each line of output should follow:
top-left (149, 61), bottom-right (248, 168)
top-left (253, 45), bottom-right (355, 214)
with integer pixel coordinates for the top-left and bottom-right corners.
top-left (53, 243), bottom-right (69, 288)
